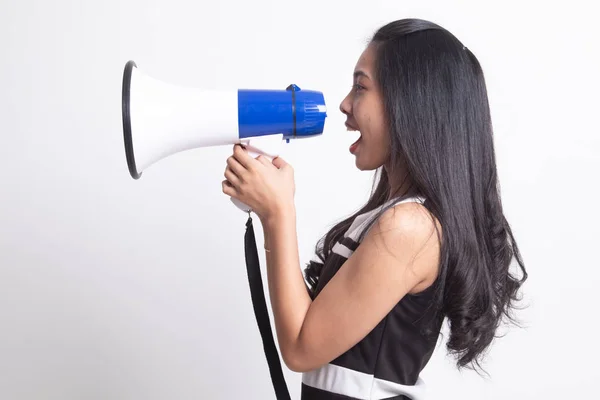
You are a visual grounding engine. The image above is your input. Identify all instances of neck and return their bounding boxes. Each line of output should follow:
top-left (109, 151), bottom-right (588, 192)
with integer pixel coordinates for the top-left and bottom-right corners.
top-left (384, 163), bottom-right (415, 202)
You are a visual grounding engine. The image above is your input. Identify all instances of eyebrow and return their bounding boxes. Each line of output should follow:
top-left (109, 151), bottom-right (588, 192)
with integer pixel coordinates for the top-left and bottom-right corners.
top-left (353, 70), bottom-right (370, 80)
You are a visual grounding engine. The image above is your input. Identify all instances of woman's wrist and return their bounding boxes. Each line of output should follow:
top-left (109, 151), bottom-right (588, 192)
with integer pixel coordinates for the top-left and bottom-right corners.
top-left (261, 203), bottom-right (296, 229)
top-left (261, 203), bottom-right (296, 249)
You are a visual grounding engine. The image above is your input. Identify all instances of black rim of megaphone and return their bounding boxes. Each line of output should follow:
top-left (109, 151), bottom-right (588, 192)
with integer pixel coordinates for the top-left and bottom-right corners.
top-left (122, 60), bottom-right (141, 179)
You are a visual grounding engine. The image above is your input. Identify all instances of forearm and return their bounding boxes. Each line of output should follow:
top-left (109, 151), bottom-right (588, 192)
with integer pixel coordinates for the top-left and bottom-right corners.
top-left (261, 206), bottom-right (312, 366)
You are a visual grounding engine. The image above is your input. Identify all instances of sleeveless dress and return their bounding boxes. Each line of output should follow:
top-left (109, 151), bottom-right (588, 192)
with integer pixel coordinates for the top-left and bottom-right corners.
top-left (301, 196), bottom-right (442, 400)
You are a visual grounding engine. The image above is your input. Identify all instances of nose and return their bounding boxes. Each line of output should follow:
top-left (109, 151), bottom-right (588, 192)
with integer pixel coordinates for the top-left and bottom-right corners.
top-left (339, 91), bottom-right (352, 116)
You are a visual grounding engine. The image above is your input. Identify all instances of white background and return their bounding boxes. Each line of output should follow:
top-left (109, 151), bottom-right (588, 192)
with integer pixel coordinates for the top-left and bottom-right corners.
top-left (1, 0), bottom-right (598, 399)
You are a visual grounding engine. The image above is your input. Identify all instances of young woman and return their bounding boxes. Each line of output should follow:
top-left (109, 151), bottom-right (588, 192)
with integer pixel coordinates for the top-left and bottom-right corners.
top-left (222, 18), bottom-right (527, 400)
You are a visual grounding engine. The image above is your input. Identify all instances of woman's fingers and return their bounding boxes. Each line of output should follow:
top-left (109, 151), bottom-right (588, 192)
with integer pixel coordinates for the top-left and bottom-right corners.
top-left (226, 154), bottom-right (247, 181)
top-left (224, 165), bottom-right (241, 187)
top-left (256, 155), bottom-right (274, 167)
top-left (222, 179), bottom-right (237, 196)
top-left (232, 144), bottom-right (256, 170)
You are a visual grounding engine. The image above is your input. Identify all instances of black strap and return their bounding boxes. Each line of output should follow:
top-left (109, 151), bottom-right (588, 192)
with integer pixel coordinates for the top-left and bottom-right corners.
top-left (244, 213), bottom-right (291, 400)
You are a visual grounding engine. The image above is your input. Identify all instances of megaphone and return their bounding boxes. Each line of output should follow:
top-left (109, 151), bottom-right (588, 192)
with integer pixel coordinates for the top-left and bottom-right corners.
top-left (121, 60), bottom-right (327, 211)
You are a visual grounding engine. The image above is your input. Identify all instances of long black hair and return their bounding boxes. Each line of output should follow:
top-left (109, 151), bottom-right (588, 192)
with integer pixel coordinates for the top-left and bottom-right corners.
top-left (304, 18), bottom-right (527, 371)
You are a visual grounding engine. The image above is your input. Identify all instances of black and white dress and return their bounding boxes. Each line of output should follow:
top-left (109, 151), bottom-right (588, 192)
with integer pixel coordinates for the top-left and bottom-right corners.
top-left (301, 196), bottom-right (442, 400)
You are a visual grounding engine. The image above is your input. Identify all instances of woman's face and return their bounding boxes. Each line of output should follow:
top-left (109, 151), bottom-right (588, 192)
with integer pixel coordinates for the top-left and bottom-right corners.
top-left (340, 43), bottom-right (390, 171)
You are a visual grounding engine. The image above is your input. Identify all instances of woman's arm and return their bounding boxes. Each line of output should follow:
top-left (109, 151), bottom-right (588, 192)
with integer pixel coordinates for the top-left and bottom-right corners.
top-left (261, 206), bottom-right (312, 369)
top-left (261, 201), bottom-right (440, 373)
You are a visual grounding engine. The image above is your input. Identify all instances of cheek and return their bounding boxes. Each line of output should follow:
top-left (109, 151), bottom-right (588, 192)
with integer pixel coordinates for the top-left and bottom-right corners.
top-left (370, 102), bottom-right (388, 143)
top-left (363, 110), bottom-right (390, 162)
top-left (353, 99), bottom-right (372, 133)
top-left (355, 95), bottom-right (382, 127)
top-left (360, 107), bottom-right (386, 144)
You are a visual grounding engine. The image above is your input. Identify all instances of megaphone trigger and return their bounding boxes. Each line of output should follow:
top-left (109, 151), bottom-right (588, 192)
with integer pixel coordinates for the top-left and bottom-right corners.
top-left (238, 133), bottom-right (285, 161)
top-left (241, 147), bottom-right (267, 161)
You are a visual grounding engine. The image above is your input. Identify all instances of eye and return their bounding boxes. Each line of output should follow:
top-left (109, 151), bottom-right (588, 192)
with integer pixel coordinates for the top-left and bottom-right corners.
top-left (353, 83), bottom-right (365, 92)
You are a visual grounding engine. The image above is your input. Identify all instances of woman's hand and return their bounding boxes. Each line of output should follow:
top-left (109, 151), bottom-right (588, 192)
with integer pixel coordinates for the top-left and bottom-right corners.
top-left (222, 144), bottom-right (295, 222)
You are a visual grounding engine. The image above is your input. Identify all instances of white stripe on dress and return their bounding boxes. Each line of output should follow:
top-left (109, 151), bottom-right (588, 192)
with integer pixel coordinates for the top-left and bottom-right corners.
top-left (302, 363), bottom-right (427, 400)
top-left (344, 196), bottom-right (426, 242)
top-left (331, 242), bottom-right (353, 258)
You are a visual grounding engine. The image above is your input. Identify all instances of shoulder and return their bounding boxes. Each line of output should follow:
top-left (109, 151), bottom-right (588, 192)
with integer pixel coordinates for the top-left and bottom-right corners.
top-left (370, 201), bottom-right (440, 244)
top-left (364, 201), bottom-right (441, 290)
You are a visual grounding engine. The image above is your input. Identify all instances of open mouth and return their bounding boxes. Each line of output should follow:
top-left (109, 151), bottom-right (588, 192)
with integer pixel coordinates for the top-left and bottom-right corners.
top-left (346, 123), bottom-right (362, 154)
top-left (349, 136), bottom-right (362, 154)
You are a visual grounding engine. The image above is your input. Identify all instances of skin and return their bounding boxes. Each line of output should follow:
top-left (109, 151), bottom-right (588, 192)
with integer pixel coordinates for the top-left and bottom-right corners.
top-left (221, 43), bottom-right (440, 373)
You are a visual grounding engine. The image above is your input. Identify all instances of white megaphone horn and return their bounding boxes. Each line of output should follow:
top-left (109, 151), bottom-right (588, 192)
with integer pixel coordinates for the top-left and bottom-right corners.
top-left (121, 60), bottom-right (327, 212)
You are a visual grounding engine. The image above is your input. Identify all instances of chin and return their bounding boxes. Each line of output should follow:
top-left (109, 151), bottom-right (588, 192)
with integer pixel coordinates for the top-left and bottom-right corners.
top-left (354, 157), bottom-right (379, 171)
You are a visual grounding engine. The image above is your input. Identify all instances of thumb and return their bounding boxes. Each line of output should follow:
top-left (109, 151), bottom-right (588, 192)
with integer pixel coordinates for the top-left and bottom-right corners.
top-left (271, 156), bottom-right (288, 169)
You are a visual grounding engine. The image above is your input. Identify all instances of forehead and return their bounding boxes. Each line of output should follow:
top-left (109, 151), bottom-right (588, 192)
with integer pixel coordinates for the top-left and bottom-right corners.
top-left (354, 43), bottom-right (376, 75)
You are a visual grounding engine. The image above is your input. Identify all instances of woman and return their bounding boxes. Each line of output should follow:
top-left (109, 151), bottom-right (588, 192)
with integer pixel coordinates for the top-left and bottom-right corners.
top-left (222, 18), bottom-right (527, 400)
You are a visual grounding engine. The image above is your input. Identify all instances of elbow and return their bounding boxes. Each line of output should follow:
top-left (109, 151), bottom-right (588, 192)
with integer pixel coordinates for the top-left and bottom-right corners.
top-left (280, 344), bottom-right (315, 373)
top-left (283, 356), bottom-right (313, 373)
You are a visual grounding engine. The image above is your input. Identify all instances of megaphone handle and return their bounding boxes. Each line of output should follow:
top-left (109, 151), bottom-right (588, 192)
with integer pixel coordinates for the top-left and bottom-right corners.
top-left (230, 149), bottom-right (272, 212)
top-left (231, 197), bottom-right (253, 212)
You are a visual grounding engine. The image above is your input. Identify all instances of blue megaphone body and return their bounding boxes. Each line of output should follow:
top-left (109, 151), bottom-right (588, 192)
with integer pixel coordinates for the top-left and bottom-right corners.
top-left (238, 84), bottom-right (327, 140)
